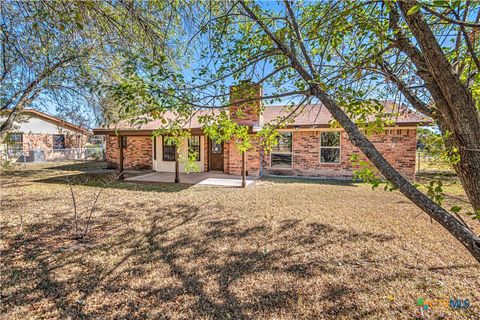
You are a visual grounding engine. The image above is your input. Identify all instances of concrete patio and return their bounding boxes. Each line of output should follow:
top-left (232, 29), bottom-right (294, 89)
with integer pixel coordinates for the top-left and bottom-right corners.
top-left (124, 171), bottom-right (257, 187)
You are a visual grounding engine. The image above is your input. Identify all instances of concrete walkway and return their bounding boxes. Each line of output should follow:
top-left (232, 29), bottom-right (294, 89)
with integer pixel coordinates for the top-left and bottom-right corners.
top-left (125, 171), bottom-right (257, 187)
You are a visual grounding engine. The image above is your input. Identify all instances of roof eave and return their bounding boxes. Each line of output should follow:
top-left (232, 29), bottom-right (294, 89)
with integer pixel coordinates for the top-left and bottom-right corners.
top-left (2, 109), bottom-right (91, 134)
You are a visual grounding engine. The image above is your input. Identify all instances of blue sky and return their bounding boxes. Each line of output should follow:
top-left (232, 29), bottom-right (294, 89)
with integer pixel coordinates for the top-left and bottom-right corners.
top-left (38, 0), bottom-right (463, 128)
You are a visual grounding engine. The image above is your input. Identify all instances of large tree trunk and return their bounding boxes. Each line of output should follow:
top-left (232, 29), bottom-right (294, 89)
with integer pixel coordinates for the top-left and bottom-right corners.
top-left (398, 1), bottom-right (480, 212)
top-left (310, 86), bottom-right (480, 262)
top-left (240, 1), bottom-right (480, 262)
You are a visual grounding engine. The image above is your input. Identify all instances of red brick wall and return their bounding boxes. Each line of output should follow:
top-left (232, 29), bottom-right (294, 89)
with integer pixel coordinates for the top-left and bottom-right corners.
top-left (224, 135), bottom-right (262, 176)
top-left (263, 129), bottom-right (417, 179)
top-left (104, 129), bottom-right (416, 178)
top-left (223, 140), bottom-right (232, 174)
top-left (106, 135), bottom-right (152, 170)
top-left (22, 133), bottom-right (53, 151)
top-left (18, 132), bottom-right (88, 161)
top-left (229, 83), bottom-right (263, 126)
top-left (203, 138), bottom-right (209, 171)
top-left (64, 133), bottom-right (88, 149)
top-left (21, 132), bottom-right (87, 151)
top-left (105, 136), bottom-right (119, 169)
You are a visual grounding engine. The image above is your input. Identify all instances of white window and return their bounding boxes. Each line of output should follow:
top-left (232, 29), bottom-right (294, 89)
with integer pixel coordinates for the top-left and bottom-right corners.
top-left (6, 133), bottom-right (23, 153)
top-left (271, 132), bottom-right (292, 168)
top-left (320, 131), bottom-right (341, 163)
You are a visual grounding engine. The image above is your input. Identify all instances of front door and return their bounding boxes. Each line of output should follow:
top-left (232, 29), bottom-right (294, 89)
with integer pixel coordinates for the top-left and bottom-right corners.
top-left (209, 139), bottom-right (224, 171)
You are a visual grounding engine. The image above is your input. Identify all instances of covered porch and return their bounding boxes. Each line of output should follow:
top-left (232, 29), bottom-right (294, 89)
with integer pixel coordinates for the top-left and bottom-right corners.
top-left (104, 132), bottom-right (257, 188)
top-left (124, 171), bottom-right (257, 187)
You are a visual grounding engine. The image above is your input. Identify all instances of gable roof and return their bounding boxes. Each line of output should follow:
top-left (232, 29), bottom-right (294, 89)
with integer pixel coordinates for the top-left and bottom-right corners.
top-left (263, 102), bottom-right (430, 127)
top-left (3, 109), bottom-right (90, 134)
top-left (93, 101), bottom-right (431, 135)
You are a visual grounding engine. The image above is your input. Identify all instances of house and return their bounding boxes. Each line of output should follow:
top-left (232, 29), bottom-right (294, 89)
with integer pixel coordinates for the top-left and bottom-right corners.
top-left (93, 83), bottom-right (428, 180)
top-left (1, 109), bottom-right (91, 162)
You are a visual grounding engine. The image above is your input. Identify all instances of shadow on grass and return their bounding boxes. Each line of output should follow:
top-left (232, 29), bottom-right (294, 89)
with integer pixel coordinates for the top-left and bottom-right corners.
top-left (0, 162), bottom-right (108, 181)
top-left (43, 161), bottom-right (108, 172)
top-left (0, 168), bottom-right (54, 179)
top-left (261, 176), bottom-right (357, 187)
top-left (415, 170), bottom-right (459, 184)
top-left (35, 172), bottom-right (192, 193)
top-left (0, 199), bottom-right (411, 319)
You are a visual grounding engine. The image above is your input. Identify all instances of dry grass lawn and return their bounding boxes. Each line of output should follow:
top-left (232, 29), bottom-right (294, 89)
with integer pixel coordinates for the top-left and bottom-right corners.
top-left (1, 162), bottom-right (479, 319)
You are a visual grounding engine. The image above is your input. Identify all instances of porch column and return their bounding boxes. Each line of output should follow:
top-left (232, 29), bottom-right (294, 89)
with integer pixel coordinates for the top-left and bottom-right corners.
top-left (242, 151), bottom-right (246, 188)
top-left (175, 144), bottom-right (180, 183)
top-left (118, 135), bottom-right (124, 180)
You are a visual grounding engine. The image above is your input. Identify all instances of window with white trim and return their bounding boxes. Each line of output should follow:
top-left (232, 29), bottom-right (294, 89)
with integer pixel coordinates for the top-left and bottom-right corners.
top-left (271, 132), bottom-right (292, 168)
top-left (320, 131), bottom-right (341, 163)
top-left (6, 133), bottom-right (23, 153)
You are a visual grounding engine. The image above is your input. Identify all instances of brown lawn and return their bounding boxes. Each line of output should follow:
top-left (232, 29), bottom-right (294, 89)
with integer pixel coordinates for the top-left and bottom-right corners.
top-left (1, 162), bottom-right (479, 319)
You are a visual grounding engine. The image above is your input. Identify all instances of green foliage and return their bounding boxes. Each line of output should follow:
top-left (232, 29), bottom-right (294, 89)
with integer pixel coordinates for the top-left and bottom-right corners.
top-left (350, 154), bottom-right (379, 187)
top-left (153, 129), bottom-right (202, 174)
top-left (104, 0), bottom-right (479, 230)
top-left (200, 110), bottom-right (253, 153)
top-left (418, 128), bottom-right (459, 166)
top-left (181, 150), bottom-right (201, 174)
top-left (350, 153), bottom-right (477, 222)
top-left (448, 206), bottom-right (480, 221)
top-left (465, 210), bottom-right (480, 221)
top-left (406, 4), bottom-right (421, 16)
top-left (0, 158), bottom-right (18, 171)
top-left (349, 154), bottom-right (399, 192)
top-left (257, 126), bottom-right (282, 155)
top-left (1, 0), bottom-right (186, 127)
top-left (450, 205), bottom-right (462, 214)
top-left (425, 180), bottom-right (444, 205)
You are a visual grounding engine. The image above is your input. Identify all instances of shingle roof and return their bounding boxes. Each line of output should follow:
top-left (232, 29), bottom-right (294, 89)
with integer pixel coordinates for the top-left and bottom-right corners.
top-left (263, 102), bottom-right (430, 127)
top-left (121, 109), bottom-right (222, 130)
top-left (95, 101), bottom-right (430, 133)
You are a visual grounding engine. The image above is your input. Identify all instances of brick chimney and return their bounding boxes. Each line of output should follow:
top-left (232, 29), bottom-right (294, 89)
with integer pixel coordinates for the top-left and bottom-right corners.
top-left (229, 81), bottom-right (263, 126)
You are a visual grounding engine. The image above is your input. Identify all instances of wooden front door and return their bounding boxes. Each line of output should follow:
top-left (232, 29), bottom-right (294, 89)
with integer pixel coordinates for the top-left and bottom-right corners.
top-left (209, 139), bottom-right (224, 171)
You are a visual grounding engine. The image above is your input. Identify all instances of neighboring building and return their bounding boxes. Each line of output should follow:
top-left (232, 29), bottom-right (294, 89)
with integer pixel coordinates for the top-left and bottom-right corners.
top-left (93, 84), bottom-right (429, 179)
top-left (1, 109), bottom-right (91, 162)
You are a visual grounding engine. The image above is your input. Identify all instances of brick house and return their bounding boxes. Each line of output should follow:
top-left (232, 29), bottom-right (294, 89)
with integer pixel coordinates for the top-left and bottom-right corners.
top-left (93, 84), bottom-right (428, 180)
top-left (1, 109), bottom-right (90, 162)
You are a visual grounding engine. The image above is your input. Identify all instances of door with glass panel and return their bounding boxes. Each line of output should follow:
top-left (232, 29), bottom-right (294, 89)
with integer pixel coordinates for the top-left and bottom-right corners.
top-left (209, 139), bottom-right (224, 171)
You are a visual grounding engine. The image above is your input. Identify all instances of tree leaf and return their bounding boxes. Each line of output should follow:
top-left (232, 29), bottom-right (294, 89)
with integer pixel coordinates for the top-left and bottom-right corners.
top-left (450, 206), bottom-right (462, 213)
top-left (407, 4), bottom-right (421, 15)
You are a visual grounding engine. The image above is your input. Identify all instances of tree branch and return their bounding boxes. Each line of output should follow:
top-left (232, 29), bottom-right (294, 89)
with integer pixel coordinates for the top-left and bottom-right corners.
top-left (379, 62), bottom-right (433, 117)
top-left (284, 1), bottom-right (317, 76)
top-left (239, 0), bottom-right (480, 261)
top-left (422, 5), bottom-right (480, 28)
top-left (1, 54), bottom-right (83, 133)
top-left (178, 49), bottom-right (280, 91)
top-left (450, 7), bottom-right (480, 70)
top-left (388, 3), bottom-right (455, 128)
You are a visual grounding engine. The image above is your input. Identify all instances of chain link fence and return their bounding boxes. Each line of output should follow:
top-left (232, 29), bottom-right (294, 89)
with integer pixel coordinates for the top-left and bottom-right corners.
top-left (416, 151), bottom-right (454, 173)
top-left (2, 147), bottom-right (105, 164)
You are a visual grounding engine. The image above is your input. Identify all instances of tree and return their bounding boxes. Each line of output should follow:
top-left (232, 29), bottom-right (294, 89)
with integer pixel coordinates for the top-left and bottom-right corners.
top-left (0, 0), bottom-right (186, 132)
top-left (107, 0), bottom-right (480, 262)
top-left (324, 0), bottom-right (480, 214)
